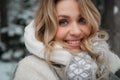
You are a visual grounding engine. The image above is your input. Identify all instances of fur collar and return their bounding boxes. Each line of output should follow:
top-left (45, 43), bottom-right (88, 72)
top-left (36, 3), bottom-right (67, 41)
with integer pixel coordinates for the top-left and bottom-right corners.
top-left (24, 21), bottom-right (120, 73)
top-left (24, 21), bottom-right (72, 65)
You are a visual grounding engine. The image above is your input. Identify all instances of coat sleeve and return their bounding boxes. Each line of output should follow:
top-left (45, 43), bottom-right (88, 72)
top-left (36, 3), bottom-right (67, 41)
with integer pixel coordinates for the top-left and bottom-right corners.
top-left (14, 56), bottom-right (47, 80)
top-left (13, 56), bottom-right (56, 80)
top-left (107, 49), bottom-right (120, 74)
top-left (99, 41), bottom-right (120, 73)
top-left (106, 48), bottom-right (120, 78)
top-left (91, 41), bottom-right (120, 74)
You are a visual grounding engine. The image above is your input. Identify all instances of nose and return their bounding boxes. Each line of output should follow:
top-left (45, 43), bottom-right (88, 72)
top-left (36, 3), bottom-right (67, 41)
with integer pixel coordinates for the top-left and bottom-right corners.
top-left (69, 23), bottom-right (82, 37)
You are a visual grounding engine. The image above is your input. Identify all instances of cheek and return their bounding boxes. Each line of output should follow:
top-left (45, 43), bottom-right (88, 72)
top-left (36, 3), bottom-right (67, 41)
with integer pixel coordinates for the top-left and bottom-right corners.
top-left (55, 28), bottom-right (65, 40)
top-left (81, 26), bottom-right (91, 36)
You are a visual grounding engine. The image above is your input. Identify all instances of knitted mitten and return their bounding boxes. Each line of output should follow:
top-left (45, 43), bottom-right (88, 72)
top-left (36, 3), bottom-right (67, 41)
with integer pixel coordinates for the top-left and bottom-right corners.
top-left (66, 52), bottom-right (97, 80)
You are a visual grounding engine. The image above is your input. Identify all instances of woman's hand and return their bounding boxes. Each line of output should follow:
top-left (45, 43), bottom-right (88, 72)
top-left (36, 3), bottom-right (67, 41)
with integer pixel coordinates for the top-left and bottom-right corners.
top-left (66, 52), bottom-right (97, 80)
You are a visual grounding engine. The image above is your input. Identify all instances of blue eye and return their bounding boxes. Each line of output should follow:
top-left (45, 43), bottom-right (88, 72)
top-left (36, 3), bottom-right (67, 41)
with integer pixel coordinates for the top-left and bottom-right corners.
top-left (78, 17), bottom-right (86, 24)
top-left (59, 19), bottom-right (68, 26)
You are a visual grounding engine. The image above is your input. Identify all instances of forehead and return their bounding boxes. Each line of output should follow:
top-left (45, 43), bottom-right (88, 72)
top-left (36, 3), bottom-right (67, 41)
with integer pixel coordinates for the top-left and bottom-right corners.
top-left (56, 0), bottom-right (80, 15)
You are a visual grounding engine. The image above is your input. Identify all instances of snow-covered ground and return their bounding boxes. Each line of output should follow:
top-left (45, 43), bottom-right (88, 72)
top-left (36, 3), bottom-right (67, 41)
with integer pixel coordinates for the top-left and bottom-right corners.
top-left (0, 61), bottom-right (17, 80)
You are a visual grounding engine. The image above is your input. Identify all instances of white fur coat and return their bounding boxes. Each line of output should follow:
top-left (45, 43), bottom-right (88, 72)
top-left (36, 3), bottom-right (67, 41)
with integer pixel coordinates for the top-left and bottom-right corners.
top-left (14, 21), bottom-right (120, 80)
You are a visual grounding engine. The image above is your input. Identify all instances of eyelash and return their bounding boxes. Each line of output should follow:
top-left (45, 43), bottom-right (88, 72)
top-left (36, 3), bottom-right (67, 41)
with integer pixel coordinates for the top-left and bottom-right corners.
top-left (58, 17), bottom-right (86, 26)
top-left (78, 17), bottom-right (86, 24)
top-left (59, 19), bottom-right (68, 26)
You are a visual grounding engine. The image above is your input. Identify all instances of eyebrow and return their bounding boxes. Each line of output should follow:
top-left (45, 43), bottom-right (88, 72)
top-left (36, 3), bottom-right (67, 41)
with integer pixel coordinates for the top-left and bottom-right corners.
top-left (58, 15), bottom-right (70, 18)
top-left (58, 15), bottom-right (82, 18)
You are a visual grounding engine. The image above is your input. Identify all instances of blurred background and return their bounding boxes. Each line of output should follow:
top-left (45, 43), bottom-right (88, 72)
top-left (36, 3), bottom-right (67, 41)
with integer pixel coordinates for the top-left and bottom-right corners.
top-left (0, 0), bottom-right (120, 80)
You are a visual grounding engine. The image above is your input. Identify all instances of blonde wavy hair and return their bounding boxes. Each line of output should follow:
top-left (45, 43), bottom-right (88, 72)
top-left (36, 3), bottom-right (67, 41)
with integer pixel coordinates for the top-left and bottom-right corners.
top-left (34, 0), bottom-right (109, 79)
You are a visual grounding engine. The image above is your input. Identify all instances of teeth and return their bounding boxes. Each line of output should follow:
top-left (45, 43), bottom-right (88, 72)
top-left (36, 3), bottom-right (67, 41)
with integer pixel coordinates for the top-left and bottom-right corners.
top-left (67, 41), bottom-right (80, 44)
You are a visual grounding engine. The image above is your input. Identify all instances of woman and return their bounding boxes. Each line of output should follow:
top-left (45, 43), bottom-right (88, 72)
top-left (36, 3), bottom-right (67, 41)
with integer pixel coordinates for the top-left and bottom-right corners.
top-left (14, 0), bottom-right (120, 80)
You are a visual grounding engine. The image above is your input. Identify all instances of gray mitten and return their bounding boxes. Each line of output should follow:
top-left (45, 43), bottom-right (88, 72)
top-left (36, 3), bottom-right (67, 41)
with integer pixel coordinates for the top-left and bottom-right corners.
top-left (66, 52), bottom-right (97, 80)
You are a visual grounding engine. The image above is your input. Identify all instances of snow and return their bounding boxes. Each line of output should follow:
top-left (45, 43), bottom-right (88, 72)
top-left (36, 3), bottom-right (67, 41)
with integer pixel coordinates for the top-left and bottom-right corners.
top-left (0, 24), bottom-right (23, 37)
top-left (114, 6), bottom-right (119, 14)
top-left (0, 27), bottom-right (8, 33)
top-left (0, 50), bottom-right (25, 80)
top-left (1, 50), bottom-right (13, 60)
top-left (13, 50), bottom-right (24, 58)
top-left (19, 36), bottom-right (24, 44)
top-left (0, 61), bottom-right (17, 80)
top-left (0, 41), bottom-right (6, 51)
top-left (7, 24), bottom-right (23, 37)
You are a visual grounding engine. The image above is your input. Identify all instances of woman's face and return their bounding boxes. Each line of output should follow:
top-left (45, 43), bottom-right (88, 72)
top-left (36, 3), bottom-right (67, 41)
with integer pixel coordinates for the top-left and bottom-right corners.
top-left (55, 0), bottom-right (91, 53)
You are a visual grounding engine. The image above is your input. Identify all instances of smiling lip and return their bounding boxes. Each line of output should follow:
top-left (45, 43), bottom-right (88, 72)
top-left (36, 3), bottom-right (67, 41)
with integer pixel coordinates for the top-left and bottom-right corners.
top-left (64, 40), bottom-right (81, 48)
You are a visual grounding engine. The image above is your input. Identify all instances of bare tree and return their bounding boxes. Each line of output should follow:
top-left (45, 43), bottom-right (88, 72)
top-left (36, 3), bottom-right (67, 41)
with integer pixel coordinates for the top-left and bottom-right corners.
top-left (102, 0), bottom-right (120, 57)
top-left (102, 0), bottom-right (116, 53)
top-left (114, 0), bottom-right (120, 57)
top-left (1, 0), bottom-right (8, 27)
top-left (0, 0), bottom-right (8, 59)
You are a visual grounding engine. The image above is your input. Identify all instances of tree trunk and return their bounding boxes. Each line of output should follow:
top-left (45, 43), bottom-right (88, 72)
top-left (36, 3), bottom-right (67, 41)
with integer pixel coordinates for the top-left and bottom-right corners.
top-left (114, 0), bottom-right (120, 56)
top-left (1, 0), bottom-right (8, 27)
top-left (0, 0), bottom-right (8, 59)
top-left (102, 0), bottom-right (115, 52)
